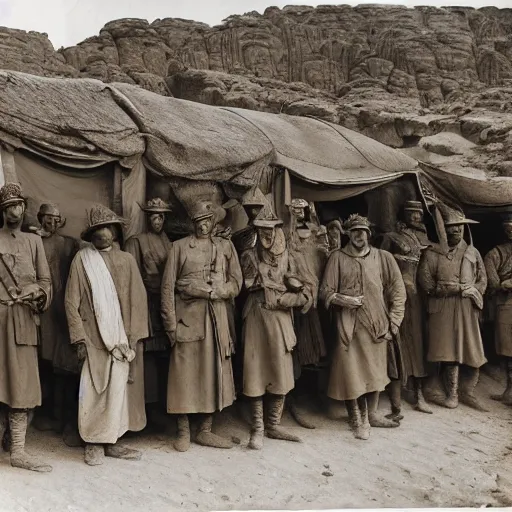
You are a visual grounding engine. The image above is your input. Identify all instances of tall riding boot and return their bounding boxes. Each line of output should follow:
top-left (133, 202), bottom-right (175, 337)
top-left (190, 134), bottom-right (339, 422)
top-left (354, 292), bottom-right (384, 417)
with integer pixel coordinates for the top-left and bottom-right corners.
top-left (287, 393), bottom-right (316, 429)
top-left (459, 366), bottom-right (489, 412)
top-left (385, 380), bottom-right (403, 422)
top-left (196, 414), bottom-right (233, 449)
top-left (173, 414), bottom-right (191, 452)
top-left (248, 398), bottom-right (264, 450)
top-left (9, 410), bottom-right (52, 472)
top-left (414, 378), bottom-right (433, 414)
top-left (491, 358), bottom-right (512, 405)
top-left (367, 391), bottom-right (398, 428)
top-left (265, 394), bottom-right (301, 443)
top-left (443, 364), bottom-right (459, 409)
top-left (345, 399), bottom-right (369, 440)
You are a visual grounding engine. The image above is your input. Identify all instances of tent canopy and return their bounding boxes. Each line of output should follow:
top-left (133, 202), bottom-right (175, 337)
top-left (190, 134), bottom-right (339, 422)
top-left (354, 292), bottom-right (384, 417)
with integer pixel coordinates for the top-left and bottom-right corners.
top-left (0, 70), bottom-right (510, 208)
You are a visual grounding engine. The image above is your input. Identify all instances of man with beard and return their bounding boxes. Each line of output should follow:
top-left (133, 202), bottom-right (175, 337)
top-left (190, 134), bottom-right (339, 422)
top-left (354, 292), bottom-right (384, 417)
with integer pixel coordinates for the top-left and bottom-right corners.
top-left (125, 198), bottom-right (172, 420)
top-left (0, 183), bottom-right (52, 472)
top-left (380, 200), bottom-right (432, 419)
top-left (34, 203), bottom-right (80, 445)
top-left (484, 214), bottom-right (512, 405)
top-left (418, 206), bottom-right (488, 411)
top-left (161, 201), bottom-right (242, 452)
top-left (320, 214), bottom-right (406, 440)
top-left (241, 216), bottom-right (309, 450)
top-left (65, 204), bottom-right (148, 465)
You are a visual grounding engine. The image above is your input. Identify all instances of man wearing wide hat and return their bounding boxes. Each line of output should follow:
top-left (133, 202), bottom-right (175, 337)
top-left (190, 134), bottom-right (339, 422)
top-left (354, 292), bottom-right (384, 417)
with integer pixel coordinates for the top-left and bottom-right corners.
top-left (34, 202), bottom-right (80, 445)
top-left (161, 201), bottom-right (242, 452)
top-left (484, 213), bottom-right (512, 405)
top-left (380, 200), bottom-right (433, 418)
top-left (65, 204), bottom-right (148, 465)
top-left (0, 183), bottom-right (53, 472)
top-left (241, 215), bottom-right (310, 450)
top-left (418, 206), bottom-right (488, 411)
top-left (320, 214), bottom-right (406, 440)
top-left (125, 198), bottom-right (172, 412)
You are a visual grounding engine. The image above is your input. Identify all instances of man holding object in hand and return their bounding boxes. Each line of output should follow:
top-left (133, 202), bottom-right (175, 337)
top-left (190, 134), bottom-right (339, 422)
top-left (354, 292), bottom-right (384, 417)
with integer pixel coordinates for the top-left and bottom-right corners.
top-left (320, 214), bottom-right (406, 440)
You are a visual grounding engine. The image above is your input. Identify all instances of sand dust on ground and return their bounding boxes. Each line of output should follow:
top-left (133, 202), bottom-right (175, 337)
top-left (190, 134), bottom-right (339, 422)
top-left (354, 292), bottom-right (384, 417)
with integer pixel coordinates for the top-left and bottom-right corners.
top-left (0, 371), bottom-right (510, 512)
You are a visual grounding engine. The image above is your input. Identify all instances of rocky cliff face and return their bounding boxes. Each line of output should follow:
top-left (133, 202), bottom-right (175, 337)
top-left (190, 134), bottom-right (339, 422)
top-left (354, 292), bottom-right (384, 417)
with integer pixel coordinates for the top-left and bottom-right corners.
top-left (1, 5), bottom-right (512, 177)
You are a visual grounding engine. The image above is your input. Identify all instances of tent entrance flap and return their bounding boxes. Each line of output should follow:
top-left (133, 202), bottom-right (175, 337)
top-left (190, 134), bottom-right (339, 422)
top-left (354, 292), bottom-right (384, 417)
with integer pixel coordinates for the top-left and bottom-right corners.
top-left (14, 151), bottom-right (114, 239)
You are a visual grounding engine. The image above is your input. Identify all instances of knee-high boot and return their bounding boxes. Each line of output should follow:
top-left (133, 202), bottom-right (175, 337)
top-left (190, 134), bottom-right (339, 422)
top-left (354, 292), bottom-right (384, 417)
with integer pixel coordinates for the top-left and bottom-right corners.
top-left (9, 410), bottom-right (52, 472)
top-left (385, 380), bottom-right (403, 422)
top-left (196, 414), bottom-right (233, 449)
top-left (265, 394), bottom-right (301, 443)
top-left (248, 398), bottom-right (264, 450)
top-left (459, 366), bottom-right (489, 412)
top-left (367, 391), bottom-right (399, 428)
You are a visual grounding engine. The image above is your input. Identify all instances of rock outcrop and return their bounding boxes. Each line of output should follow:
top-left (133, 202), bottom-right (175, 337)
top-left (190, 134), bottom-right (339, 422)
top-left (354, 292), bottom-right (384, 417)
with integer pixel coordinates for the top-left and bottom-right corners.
top-left (1, 5), bottom-right (512, 178)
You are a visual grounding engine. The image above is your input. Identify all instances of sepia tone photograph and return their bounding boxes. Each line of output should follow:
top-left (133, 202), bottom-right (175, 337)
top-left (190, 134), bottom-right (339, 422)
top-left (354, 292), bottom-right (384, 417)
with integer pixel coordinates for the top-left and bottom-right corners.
top-left (0, 0), bottom-right (510, 510)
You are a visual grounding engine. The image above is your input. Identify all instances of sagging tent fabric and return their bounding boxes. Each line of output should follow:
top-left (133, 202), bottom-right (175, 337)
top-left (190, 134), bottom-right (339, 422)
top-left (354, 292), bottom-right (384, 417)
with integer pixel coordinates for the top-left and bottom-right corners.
top-left (0, 70), bottom-right (511, 238)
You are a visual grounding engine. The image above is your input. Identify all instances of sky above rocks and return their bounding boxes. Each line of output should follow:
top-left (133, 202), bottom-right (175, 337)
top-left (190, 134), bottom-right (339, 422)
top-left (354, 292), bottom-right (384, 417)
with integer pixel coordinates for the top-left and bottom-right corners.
top-left (0, 0), bottom-right (508, 48)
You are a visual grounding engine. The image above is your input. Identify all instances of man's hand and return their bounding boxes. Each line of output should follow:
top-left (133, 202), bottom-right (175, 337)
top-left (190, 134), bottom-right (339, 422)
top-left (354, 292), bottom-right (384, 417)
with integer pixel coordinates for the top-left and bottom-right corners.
top-left (166, 330), bottom-right (176, 347)
top-left (390, 323), bottom-right (400, 337)
top-left (332, 293), bottom-right (363, 309)
top-left (17, 284), bottom-right (44, 302)
top-left (75, 341), bottom-right (87, 362)
top-left (111, 347), bottom-right (125, 362)
top-left (502, 279), bottom-right (512, 291)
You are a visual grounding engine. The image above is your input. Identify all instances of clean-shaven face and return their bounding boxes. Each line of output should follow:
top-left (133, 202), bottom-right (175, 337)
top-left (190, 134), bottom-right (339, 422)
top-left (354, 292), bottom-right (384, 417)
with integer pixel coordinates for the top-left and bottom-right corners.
top-left (195, 216), bottom-right (214, 236)
top-left (149, 213), bottom-right (164, 234)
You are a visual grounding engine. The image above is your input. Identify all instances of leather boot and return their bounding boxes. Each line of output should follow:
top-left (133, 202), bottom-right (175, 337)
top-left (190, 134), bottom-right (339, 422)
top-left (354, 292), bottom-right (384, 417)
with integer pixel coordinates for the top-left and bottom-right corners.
top-left (367, 391), bottom-right (398, 428)
top-left (84, 444), bottom-right (104, 466)
top-left (414, 378), bottom-right (433, 414)
top-left (248, 398), bottom-right (264, 450)
top-left (346, 399), bottom-right (369, 440)
top-left (443, 364), bottom-right (459, 409)
top-left (173, 414), bottom-right (191, 452)
top-left (385, 380), bottom-right (403, 422)
top-left (491, 358), bottom-right (512, 405)
top-left (265, 395), bottom-right (301, 443)
top-left (287, 394), bottom-right (316, 429)
top-left (459, 367), bottom-right (489, 412)
top-left (196, 414), bottom-right (233, 449)
top-left (9, 410), bottom-right (52, 472)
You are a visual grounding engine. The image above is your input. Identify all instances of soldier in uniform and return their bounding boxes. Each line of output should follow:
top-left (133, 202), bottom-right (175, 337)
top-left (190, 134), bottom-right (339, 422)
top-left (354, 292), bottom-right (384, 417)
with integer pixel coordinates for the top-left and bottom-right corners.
top-left (320, 214), bottom-right (406, 440)
top-left (241, 215), bottom-right (309, 449)
top-left (0, 183), bottom-right (53, 472)
top-left (161, 201), bottom-right (242, 452)
top-left (125, 199), bottom-right (172, 420)
top-left (484, 214), bottom-right (512, 405)
top-left (34, 203), bottom-right (80, 445)
top-left (418, 206), bottom-right (488, 411)
top-left (380, 200), bottom-right (432, 419)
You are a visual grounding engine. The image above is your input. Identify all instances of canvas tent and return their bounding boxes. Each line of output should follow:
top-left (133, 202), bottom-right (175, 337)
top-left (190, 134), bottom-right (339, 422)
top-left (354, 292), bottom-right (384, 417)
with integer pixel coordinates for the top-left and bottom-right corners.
top-left (0, 71), bottom-right (510, 239)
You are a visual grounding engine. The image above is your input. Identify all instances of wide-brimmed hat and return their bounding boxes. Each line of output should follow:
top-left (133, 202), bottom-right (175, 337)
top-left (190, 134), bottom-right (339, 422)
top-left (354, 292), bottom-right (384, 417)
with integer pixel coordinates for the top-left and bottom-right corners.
top-left (0, 183), bottom-right (26, 210)
top-left (253, 217), bottom-right (283, 229)
top-left (343, 214), bottom-right (372, 232)
top-left (403, 200), bottom-right (424, 213)
top-left (137, 198), bottom-right (172, 214)
top-left (189, 201), bottom-right (215, 222)
top-left (241, 188), bottom-right (267, 208)
top-left (81, 204), bottom-right (125, 242)
top-left (441, 206), bottom-right (478, 226)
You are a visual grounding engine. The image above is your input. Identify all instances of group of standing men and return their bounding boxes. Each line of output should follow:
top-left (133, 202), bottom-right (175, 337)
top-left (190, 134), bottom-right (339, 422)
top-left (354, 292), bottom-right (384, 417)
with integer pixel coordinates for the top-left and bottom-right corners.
top-left (0, 181), bottom-right (509, 473)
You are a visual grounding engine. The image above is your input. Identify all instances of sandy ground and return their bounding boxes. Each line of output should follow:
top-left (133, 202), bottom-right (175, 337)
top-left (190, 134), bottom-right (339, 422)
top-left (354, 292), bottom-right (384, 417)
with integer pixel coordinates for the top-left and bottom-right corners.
top-left (0, 370), bottom-right (510, 512)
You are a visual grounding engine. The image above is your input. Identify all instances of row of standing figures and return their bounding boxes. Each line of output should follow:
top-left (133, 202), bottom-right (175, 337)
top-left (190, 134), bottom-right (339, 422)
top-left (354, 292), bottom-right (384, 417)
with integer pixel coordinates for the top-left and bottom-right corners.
top-left (0, 182), bottom-right (510, 473)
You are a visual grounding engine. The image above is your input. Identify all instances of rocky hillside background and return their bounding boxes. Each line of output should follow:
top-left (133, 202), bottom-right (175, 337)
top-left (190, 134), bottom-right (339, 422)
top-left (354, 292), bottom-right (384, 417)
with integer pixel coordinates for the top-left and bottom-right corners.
top-left (2, 4), bottom-right (512, 177)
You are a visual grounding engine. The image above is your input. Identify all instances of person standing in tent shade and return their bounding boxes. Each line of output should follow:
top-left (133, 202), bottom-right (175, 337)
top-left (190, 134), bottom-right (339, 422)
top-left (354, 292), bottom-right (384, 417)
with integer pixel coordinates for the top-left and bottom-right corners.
top-left (161, 201), bottom-right (242, 452)
top-left (65, 204), bottom-right (148, 466)
top-left (124, 198), bottom-right (172, 423)
top-left (484, 214), bottom-right (512, 405)
top-left (34, 203), bottom-right (81, 446)
top-left (0, 183), bottom-right (53, 472)
top-left (418, 206), bottom-right (488, 412)
top-left (241, 215), bottom-right (310, 450)
top-left (380, 200), bottom-right (433, 419)
top-left (320, 214), bottom-right (406, 440)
